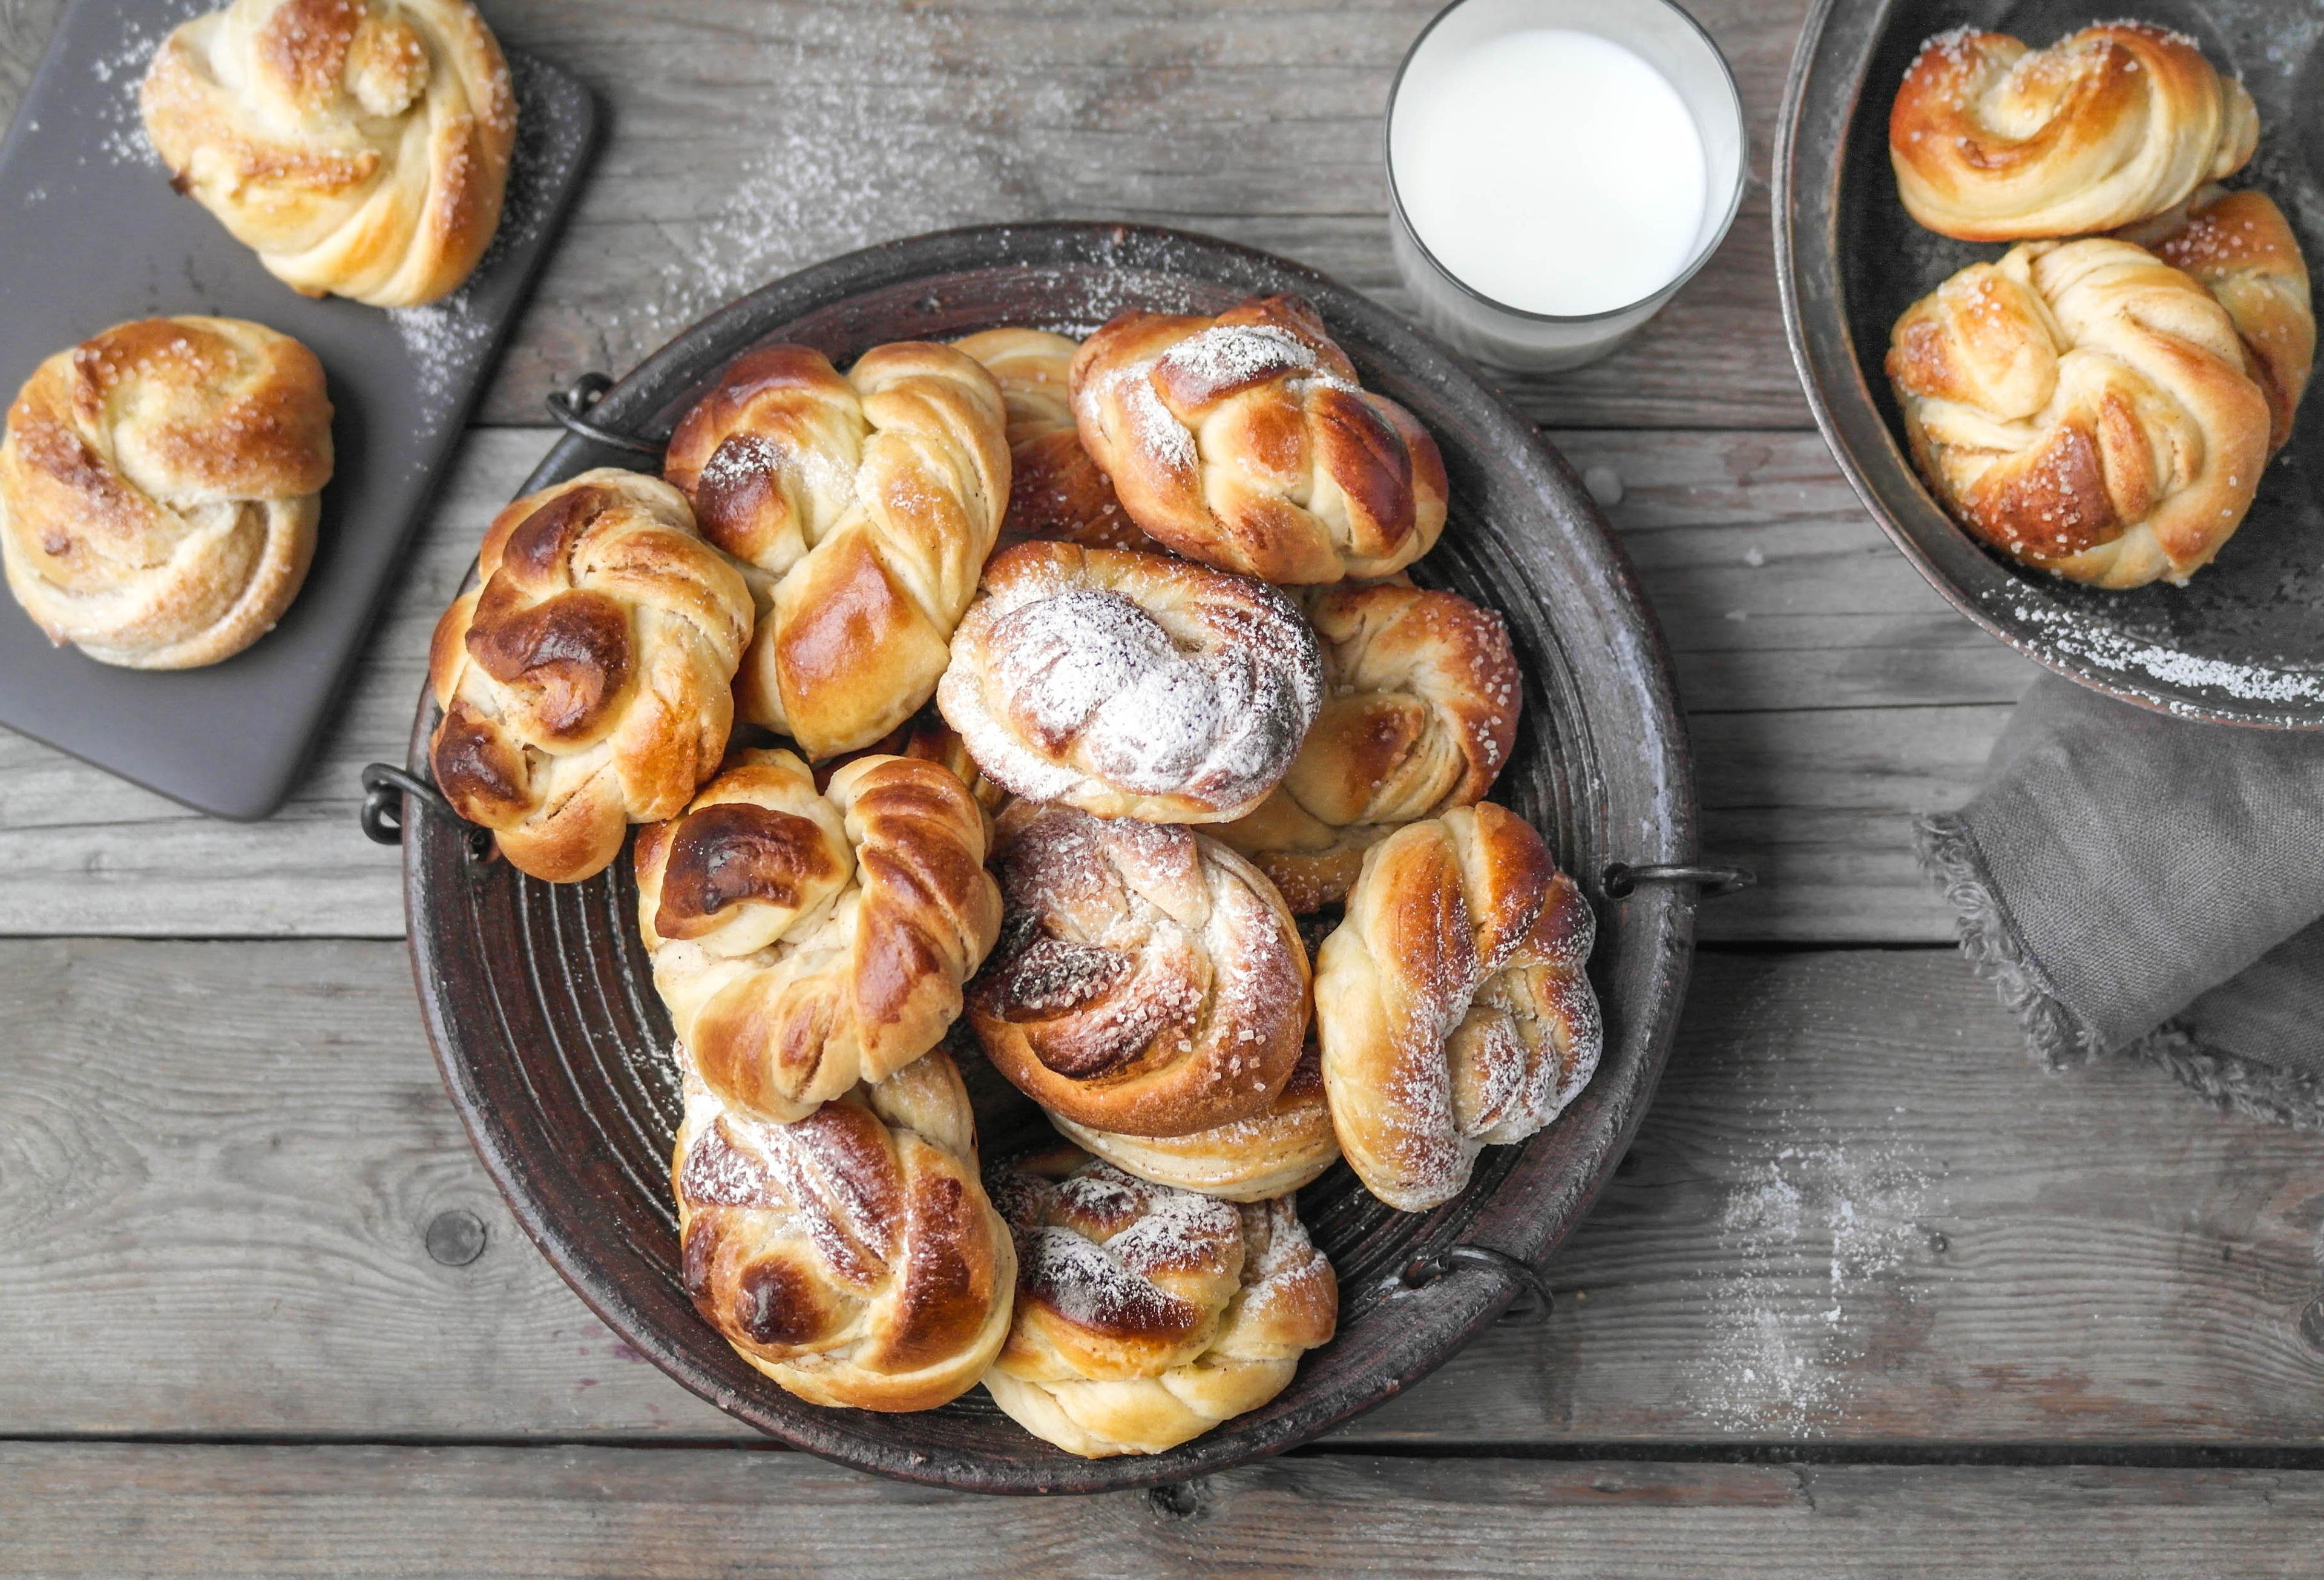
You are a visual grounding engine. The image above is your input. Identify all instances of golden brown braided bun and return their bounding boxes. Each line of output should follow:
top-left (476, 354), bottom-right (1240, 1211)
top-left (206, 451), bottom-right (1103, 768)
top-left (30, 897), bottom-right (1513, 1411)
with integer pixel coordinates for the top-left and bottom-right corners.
top-left (830, 709), bottom-right (1010, 818)
top-left (141, 0), bottom-right (516, 307)
top-left (937, 541), bottom-right (1322, 823)
top-left (674, 1045), bottom-right (1014, 1412)
top-left (661, 341), bottom-right (1009, 760)
top-left (428, 470), bottom-right (752, 881)
top-left (636, 747), bottom-right (1002, 1125)
top-left (1315, 803), bottom-right (1601, 1212)
top-left (1886, 238), bottom-right (2273, 587)
top-left (970, 803), bottom-right (1310, 1139)
top-left (0, 317), bottom-right (332, 669)
top-left (1070, 294), bottom-right (1448, 584)
top-left (2119, 186), bottom-right (2314, 452)
top-left (950, 328), bottom-right (1154, 553)
top-left (1217, 582), bottom-right (1519, 911)
top-left (983, 1146), bottom-right (1337, 1457)
top-left (1890, 23), bottom-right (2257, 242)
top-left (1049, 1040), bottom-right (1337, 1202)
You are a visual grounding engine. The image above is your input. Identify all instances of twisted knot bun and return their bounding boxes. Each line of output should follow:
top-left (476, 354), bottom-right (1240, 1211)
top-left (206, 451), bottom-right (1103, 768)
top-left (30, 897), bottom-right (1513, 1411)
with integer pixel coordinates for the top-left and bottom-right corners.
top-left (1218, 582), bottom-right (1519, 911)
top-left (1887, 238), bottom-right (2273, 587)
top-left (1070, 294), bottom-right (1448, 584)
top-left (427, 470), bottom-right (752, 881)
top-left (636, 748), bottom-right (1002, 1125)
top-left (662, 341), bottom-right (1009, 760)
top-left (1049, 1040), bottom-right (1337, 1202)
top-left (674, 1046), bottom-right (1014, 1412)
top-left (2120, 186), bottom-right (2314, 452)
top-left (0, 317), bottom-right (332, 668)
top-left (1315, 803), bottom-right (1601, 1211)
top-left (938, 541), bottom-right (1322, 823)
top-left (951, 328), bottom-right (1151, 553)
top-left (1890, 23), bottom-right (2257, 242)
top-left (141, 0), bottom-right (516, 306)
top-left (970, 803), bottom-right (1310, 1139)
top-left (984, 1147), bottom-right (1337, 1457)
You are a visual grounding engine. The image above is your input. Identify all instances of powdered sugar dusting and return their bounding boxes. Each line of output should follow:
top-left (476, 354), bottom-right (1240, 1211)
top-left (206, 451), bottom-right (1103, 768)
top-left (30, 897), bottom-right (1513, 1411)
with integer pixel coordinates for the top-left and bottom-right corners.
top-left (1114, 365), bottom-right (1196, 472)
top-left (1988, 588), bottom-right (2324, 713)
top-left (1689, 1122), bottom-right (1941, 1434)
top-left (941, 559), bottom-right (1322, 814)
top-left (91, 3), bottom-right (199, 168)
top-left (1157, 323), bottom-right (1320, 399)
top-left (1000, 1155), bottom-right (1242, 1340)
top-left (389, 293), bottom-right (495, 422)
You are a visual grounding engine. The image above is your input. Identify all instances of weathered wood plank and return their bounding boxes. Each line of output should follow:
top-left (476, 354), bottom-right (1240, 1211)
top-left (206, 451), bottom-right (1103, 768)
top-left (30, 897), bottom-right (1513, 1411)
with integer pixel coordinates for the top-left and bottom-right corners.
top-left (1562, 431), bottom-right (2043, 716)
top-left (4, 1444), bottom-right (2322, 1579)
top-left (0, 0), bottom-right (1814, 430)
top-left (5, 940), bottom-right (2319, 1446)
top-left (0, 428), bottom-right (2010, 943)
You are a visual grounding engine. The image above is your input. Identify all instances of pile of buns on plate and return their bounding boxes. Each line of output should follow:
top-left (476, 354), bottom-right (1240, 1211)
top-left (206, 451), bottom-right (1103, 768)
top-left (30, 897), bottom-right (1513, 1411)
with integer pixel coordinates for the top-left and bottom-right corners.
top-left (424, 294), bottom-right (1606, 1457)
top-left (1885, 20), bottom-right (2316, 590)
top-left (0, 0), bottom-right (516, 668)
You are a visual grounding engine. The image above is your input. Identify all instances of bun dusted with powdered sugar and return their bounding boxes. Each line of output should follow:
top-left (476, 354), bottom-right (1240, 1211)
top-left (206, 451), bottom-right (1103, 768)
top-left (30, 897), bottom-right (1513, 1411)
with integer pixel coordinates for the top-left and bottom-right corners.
top-left (1069, 293), bottom-right (1447, 584)
top-left (1314, 801), bottom-right (1602, 1211)
top-left (982, 1145), bottom-right (1337, 1457)
top-left (969, 802), bottom-right (1311, 1139)
top-left (937, 540), bottom-right (1322, 824)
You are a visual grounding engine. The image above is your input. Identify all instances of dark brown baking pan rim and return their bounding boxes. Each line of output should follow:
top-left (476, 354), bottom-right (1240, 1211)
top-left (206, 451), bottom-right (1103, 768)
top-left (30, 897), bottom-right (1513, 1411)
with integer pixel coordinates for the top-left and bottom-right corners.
top-left (398, 220), bottom-right (1703, 1493)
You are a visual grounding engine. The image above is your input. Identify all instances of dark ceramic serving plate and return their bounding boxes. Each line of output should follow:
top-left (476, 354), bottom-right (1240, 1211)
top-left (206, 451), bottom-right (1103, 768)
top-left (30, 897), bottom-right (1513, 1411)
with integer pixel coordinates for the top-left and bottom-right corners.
top-left (0, 0), bottom-right (595, 815)
top-left (398, 222), bottom-right (1702, 1493)
top-left (1778, 0), bottom-right (2324, 726)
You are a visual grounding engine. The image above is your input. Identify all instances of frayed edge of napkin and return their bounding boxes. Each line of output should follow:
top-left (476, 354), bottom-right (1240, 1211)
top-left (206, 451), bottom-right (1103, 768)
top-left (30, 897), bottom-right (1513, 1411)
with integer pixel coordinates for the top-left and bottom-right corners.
top-left (2125, 1024), bottom-right (2324, 1131)
top-left (1912, 813), bottom-right (2101, 1070)
top-left (1915, 813), bottom-right (2324, 1130)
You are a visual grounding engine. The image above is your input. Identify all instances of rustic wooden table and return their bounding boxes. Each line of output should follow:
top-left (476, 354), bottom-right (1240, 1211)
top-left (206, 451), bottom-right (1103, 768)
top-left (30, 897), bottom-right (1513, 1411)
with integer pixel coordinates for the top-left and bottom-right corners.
top-left (3, 2), bottom-right (2321, 1574)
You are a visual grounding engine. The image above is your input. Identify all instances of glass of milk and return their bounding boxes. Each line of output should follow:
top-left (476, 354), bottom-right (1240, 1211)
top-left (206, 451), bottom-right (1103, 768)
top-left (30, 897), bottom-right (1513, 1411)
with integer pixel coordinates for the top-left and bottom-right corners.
top-left (1387, 0), bottom-right (1747, 370)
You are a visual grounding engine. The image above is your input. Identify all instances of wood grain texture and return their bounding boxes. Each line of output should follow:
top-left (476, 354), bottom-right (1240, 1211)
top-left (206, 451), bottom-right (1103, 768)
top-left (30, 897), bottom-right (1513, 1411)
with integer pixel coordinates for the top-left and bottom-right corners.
top-left (5, 940), bottom-right (2319, 1446)
top-left (0, 0), bottom-right (1810, 429)
top-left (0, 429), bottom-right (2004, 943)
top-left (5, 1444), bottom-right (2324, 1579)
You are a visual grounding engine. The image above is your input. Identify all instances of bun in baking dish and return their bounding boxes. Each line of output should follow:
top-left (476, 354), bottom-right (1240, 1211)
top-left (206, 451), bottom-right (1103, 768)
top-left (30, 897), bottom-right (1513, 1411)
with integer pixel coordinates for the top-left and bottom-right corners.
top-left (1889, 22), bottom-right (2256, 242)
top-left (428, 469), bottom-right (752, 881)
top-left (1886, 237), bottom-right (2273, 588)
top-left (141, 0), bottom-right (516, 307)
top-left (673, 1045), bottom-right (1014, 1412)
top-left (1315, 802), bottom-right (1601, 1212)
top-left (1070, 293), bottom-right (1447, 584)
top-left (2118, 186), bottom-right (2314, 454)
top-left (1, 315), bottom-right (332, 669)
top-left (1048, 1039), bottom-right (1337, 1202)
top-left (1216, 581), bottom-right (1518, 911)
top-left (937, 540), bottom-right (1322, 823)
top-left (951, 327), bottom-right (1154, 553)
top-left (635, 746), bottom-right (1002, 1125)
top-left (983, 1146), bottom-right (1336, 1456)
top-left (970, 802), bottom-right (1310, 1140)
top-left (661, 340), bottom-right (1009, 760)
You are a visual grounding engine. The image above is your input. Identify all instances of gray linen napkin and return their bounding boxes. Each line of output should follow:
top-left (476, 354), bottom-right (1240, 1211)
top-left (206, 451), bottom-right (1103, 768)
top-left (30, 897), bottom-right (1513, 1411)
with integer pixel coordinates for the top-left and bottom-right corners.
top-left (1916, 673), bottom-right (2324, 1126)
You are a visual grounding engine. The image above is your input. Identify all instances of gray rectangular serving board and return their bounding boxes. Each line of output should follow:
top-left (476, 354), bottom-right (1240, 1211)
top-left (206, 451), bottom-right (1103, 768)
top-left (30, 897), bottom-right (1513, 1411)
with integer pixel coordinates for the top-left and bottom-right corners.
top-left (0, 0), bottom-right (596, 819)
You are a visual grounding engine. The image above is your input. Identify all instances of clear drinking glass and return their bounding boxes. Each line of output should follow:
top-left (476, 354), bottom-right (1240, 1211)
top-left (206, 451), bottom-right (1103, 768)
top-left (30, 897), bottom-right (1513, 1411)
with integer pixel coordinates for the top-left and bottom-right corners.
top-left (1385, 0), bottom-right (1748, 372)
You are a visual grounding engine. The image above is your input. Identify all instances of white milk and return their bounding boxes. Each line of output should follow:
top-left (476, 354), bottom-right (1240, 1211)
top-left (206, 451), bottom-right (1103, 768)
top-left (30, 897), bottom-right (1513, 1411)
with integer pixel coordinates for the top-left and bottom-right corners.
top-left (1391, 28), bottom-right (1710, 318)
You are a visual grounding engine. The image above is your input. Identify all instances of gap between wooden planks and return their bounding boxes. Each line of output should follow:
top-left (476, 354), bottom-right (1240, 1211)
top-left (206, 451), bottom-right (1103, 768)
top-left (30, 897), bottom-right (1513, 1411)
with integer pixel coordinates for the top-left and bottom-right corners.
top-left (4, 940), bottom-right (2317, 1448)
top-left (2, 1445), bottom-right (2322, 1579)
top-left (0, 426), bottom-right (2038, 943)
